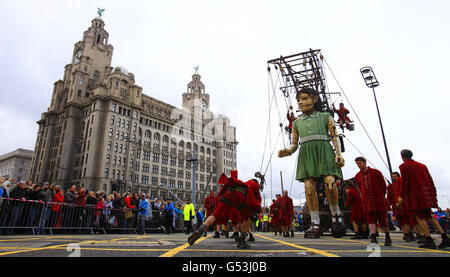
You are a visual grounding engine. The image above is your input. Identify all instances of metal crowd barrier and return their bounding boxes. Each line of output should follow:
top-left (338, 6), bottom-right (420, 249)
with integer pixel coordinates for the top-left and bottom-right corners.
top-left (0, 198), bottom-right (186, 235)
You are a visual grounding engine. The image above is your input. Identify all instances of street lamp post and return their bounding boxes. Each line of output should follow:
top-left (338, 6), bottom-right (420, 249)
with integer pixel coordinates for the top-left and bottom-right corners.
top-left (187, 151), bottom-right (198, 207)
top-left (360, 66), bottom-right (394, 183)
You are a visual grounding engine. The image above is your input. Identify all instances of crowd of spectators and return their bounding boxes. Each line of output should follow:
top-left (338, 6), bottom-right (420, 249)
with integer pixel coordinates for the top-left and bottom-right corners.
top-left (0, 177), bottom-right (196, 235)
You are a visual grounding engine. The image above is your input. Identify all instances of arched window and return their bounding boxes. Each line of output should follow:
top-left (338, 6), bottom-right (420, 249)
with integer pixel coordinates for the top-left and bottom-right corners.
top-left (179, 140), bottom-right (184, 147)
top-left (186, 142), bottom-right (191, 149)
top-left (145, 130), bottom-right (151, 138)
top-left (162, 135), bottom-right (169, 143)
top-left (154, 133), bottom-right (160, 140)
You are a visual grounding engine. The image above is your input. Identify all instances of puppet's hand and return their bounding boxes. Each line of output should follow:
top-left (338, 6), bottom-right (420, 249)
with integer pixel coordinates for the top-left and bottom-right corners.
top-left (278, 149), bottom-right (291, 158)
top-left (335, 154), bottom-right (345, 167)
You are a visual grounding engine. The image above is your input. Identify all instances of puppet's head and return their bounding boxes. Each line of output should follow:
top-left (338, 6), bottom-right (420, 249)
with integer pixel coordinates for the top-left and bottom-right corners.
top-left (296, 87), bottom-right (323, 114)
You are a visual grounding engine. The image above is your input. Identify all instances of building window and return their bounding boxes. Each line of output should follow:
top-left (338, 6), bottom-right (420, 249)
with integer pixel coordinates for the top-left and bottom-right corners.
top-left (107, 141), bottom-right (112, 150)
top-left (104, 168), bottom-right (109, 178)
top-left (106, 154), bottom-right (110, 164)
top-left (110, 115), bottom-right (115, 125)
top-left (162, 156), bottom-right (168, 165)
top-left (152, 165), bottom-right (159, 174)
top-left (152, 154), bottom-right (160, 163)
top-left (112, 104), bottom-right (117, 112)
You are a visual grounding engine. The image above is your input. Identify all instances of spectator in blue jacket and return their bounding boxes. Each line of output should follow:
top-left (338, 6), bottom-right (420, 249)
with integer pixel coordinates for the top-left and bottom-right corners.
top-left (195, 209), bottom-right (204, 230)
top-left (437, 208), bottom-right (448, 233)
top-left (138, 193), bottom-right (149, 235)
top-left (164, 200), bottom-right (175, 234)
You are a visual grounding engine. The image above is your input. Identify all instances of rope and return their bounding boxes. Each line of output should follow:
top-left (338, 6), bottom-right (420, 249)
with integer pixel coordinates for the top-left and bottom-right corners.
top-left (268, 69), bottom-right (286, 148)
top-left (323, 57), bottom-right (390, 173)
top-left (289, 155), bottom-right (298, 195)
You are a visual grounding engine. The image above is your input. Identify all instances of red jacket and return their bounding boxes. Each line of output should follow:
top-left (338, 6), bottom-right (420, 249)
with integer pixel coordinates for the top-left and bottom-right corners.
top-left (51, 192), bottom-right (64, 212)
top-left (124, 196), bottom-right (135, 209)
top-left (279, 196), bottom-right (294, 217)
top-left (345, 187), bottom-right (364, 219)
top-left (399, 160), bottom-right (437, 210)
top-left (204, 195), bottom-right (216, 210)
top-left (355, 167), bottom-right (387, 213)
top-left (387, 177), bottom-right (408, 216)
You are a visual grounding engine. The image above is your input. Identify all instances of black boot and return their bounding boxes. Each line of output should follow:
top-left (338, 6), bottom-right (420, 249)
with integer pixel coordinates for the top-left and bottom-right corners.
top-left (213, 231), bottom-right (220, 238)
top-left (248, 233), bottom-right (255, 242)
top-left (403, 233), bottom-right (410, 242)
top-left (283, 232), bottom-right (289, 237)
top-left (203, 232), bottom-right (207, 237)
top-left (351, 232), bottom-right (361, 240)
top-left (438, 235), bottom-right (450, 249)
top-left (419, 237), bottom-right (437, 249)
top-left (188, 224), bottom-right (207, 245)
top-left (384, 233), bottom-right (392, 246)
top-left (409, 232), bottom-right (416, 241)
top-left (417, 235), bottom-right (427, 244)
top-left (237, 233), bottom-right (250, 249)
top-left (291, 230), bottom-right (295, 237)
top-left (370, 234), bottom-right (378, 244)
top-left (225, 231), bottom-right (229, 238)
top-left (231, 232), bottom-right (239, 242)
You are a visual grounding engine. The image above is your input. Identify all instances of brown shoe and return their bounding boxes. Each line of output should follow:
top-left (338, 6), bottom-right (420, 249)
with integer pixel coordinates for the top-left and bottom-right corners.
top-left (304, 224), bottom-right (320, 239)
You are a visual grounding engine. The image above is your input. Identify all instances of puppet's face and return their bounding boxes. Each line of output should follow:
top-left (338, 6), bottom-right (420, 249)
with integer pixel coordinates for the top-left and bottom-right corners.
top-left (297, 93), bottom-right (318, 113)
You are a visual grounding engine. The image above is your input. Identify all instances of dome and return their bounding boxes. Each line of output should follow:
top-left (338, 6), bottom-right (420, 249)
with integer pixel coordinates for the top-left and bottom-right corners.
top-left (94, 16), bottom-right (104, 21)
top-left (113, 65), bottom-right (129, 75)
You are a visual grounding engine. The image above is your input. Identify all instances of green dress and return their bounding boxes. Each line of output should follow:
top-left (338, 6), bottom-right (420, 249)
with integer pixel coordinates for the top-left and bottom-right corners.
top-left (292, 111), bottom-right (343, 181)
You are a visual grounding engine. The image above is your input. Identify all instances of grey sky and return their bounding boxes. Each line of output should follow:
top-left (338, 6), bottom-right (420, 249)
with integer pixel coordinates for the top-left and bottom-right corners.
top-left (1, 0), bottom-right (449, 208)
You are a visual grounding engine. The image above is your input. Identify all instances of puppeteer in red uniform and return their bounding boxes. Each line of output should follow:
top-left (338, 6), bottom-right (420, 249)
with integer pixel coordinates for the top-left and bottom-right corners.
top-left (354, 156), bottom-right (392, 246)
top-left (279, 191), bottom-right (294, 237)
top-left (396, 149), bottom-right (450, 249)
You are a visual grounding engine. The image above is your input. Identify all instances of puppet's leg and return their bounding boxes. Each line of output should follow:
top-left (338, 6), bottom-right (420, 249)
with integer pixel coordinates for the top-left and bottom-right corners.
top-left (323, 176), bottom-right (346, 237)
top-left (304, 179), bottom-right (321, 238)
top-left (323, 176), bottom-right (343, 223)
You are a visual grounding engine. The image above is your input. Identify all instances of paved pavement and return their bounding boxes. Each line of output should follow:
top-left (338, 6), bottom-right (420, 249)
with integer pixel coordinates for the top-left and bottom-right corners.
top-left (0, 231), bottom-right (449, 258)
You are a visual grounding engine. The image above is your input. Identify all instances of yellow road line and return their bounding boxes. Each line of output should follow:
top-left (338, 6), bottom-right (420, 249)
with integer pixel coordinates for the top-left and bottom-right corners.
top-left (325, 249), bottom-right (449, 253)
top-left (51, 247), bottom-right (171, 252)
top-left (327, 237), bottom-right (450, 254)
top-left (0, 237), bottom-right (132, 256)
top-left (254, 234), bottom-right (339, 257)
top-left (159, 236), bottom-right (208, 257)
top-left (182, 249), bottom-right (308, 253)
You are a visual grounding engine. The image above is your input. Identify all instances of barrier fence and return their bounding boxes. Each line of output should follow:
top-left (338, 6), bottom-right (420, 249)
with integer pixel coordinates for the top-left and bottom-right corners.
top-left (0, 198), bottom-right (185, 235)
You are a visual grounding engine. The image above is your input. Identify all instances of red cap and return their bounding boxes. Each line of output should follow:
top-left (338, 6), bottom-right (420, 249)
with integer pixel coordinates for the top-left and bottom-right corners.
top-left (231, 170), bottom-right (238, 179)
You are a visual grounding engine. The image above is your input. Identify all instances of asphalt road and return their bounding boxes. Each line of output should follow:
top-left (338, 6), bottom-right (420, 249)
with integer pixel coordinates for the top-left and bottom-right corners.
top-left (0, 231), bottom-right (449, 258)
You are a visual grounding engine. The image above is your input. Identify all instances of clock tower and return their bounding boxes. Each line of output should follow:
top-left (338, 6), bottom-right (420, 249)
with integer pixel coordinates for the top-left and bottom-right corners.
top-left (182, 72), bottom-right (210, 117)
top-left (65, 16), bottom-right (114, 105)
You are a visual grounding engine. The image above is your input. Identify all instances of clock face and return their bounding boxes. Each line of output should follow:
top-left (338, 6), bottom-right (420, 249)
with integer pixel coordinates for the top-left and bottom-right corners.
top-left (201, 100), bottom-right (208, 112)
top-left (73, 49), bottom-right (82, 65)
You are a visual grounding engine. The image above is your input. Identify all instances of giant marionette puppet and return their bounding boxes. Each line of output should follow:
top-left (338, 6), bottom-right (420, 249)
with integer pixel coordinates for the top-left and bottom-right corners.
top-left (278, 87), bottom-right (346, 238)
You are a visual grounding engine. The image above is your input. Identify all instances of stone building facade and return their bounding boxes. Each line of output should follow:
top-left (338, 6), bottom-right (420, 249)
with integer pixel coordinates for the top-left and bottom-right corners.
top-left (0, 149), bottom-right (34, 182)
top-left (29, 16), bottom-right (237, 203)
